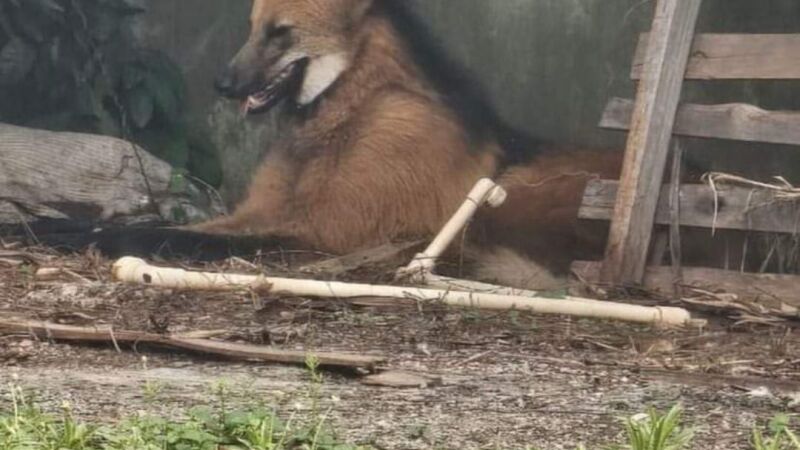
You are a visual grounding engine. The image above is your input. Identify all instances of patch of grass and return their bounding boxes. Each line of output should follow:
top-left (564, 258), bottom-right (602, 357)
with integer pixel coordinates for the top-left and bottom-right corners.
top-left (529, 405), bottom-right (798, 450)
top-left (1, 367), bottom-right (368, 450)
top-left (526, 405), bottom-right (692, 450)
top-left (3, 369), bottom-right (798, 450)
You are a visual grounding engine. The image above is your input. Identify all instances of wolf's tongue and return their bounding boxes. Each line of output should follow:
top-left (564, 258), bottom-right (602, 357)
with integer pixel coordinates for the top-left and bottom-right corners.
top-left (242, 95), bottom-right (262, 116)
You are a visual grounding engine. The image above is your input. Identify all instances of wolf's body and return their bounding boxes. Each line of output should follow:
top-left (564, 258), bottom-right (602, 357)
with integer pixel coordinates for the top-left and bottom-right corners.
top-left (193, 0), bottom-right (623, 286)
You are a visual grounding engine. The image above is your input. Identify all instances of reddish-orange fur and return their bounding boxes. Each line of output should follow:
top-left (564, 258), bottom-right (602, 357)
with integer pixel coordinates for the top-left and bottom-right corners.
top-left (478, 150), bottom-right (623, 272)
top-left (194, 0), bottom-right (623, 274)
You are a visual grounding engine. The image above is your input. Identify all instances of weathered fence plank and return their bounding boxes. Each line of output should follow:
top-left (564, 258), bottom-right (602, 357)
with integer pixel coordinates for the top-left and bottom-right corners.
top-left (633, 34), bottom-right (800, 80)
top-left (601, 98), bottom-right (800, 146)
top-left (580, 179), bottom-right (800, 235)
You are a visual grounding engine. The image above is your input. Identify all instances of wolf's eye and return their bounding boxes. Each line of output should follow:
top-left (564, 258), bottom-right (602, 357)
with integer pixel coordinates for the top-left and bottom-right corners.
top-left (266, 24), bottom-right (291, 40)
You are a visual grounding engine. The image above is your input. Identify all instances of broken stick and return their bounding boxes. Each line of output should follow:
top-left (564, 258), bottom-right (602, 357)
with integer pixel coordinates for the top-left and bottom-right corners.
top-left (300, 240), bottom-right (424, 276)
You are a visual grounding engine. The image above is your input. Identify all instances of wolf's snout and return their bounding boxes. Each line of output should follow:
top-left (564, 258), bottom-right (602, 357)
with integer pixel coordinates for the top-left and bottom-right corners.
top-left (214, 67), bottom-right (238, 97)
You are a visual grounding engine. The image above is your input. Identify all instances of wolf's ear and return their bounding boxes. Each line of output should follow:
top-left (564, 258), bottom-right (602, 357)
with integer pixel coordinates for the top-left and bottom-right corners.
top-left (345, 0), bottom-right (374, 24)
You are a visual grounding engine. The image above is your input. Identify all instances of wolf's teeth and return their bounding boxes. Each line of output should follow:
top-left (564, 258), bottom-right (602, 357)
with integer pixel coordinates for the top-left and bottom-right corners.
top-left (241, 61), bottom-right (300, 115)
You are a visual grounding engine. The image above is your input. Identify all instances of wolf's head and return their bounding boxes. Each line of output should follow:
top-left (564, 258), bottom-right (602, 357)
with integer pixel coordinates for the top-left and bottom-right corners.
top-left (215, 0), bottom-right (373, 115)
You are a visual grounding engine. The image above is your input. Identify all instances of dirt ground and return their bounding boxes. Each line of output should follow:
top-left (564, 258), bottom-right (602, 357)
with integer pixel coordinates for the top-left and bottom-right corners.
top-left (1, 245), bottom-right (799, 450)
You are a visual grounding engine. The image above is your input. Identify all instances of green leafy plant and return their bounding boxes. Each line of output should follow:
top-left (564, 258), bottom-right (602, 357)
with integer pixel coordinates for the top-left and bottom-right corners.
top-left (305, 353), bottom-right (324, 416)
top-left (610, 404), bottom-right (694, 450)
top-left (0, 0), bottom-right (221, 187)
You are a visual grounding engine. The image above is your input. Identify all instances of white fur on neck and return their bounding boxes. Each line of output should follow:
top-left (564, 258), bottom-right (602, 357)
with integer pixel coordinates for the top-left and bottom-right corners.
top-left (298, 52), bottom-right (349, 105)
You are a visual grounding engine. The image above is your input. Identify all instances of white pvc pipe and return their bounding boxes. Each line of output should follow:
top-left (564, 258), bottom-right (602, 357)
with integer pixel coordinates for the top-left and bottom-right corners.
top-left (391, 273), bottom-right (656, 308)
top-left (399, 178), bottom-right (507, 278)
top-left (395, 179), bottom-right (604, 304)
top-left (113, 257), bottom-right (694, 326)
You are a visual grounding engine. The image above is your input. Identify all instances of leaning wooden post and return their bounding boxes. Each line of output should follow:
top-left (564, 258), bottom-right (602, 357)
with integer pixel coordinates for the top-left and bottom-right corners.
top-left (602, 0), bottom-right (702, 285)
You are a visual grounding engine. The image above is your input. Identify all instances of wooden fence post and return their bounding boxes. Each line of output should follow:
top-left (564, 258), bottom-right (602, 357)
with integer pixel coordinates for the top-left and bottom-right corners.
top-left (601, 0), bottom-right (703, 285)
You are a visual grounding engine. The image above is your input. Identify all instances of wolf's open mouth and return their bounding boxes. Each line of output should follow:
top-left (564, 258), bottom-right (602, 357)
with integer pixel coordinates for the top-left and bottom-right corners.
top-left (242, 59), bottom-right (307, 115)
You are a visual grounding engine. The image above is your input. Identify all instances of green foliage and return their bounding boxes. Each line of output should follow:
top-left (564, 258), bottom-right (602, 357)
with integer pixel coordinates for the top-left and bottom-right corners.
top-left (0, 384), bottom-right (95, 450)
top-left (752, 414), bottom-right (800, 450)
top-left (1, 382), bottom-right (368, 450)
top-left (0, 0), bottom-right (221, 187)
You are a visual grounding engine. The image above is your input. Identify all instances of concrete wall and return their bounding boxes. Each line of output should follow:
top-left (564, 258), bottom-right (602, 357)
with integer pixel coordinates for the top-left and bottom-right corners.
top-left (140, 0), bottom-right (800, 203)
top-left (136, 0), bottom-right (280, 202)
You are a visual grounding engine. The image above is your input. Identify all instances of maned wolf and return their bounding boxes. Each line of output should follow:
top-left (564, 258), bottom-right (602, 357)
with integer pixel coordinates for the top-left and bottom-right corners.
top-left (189, 0), bottom-right (623, 287)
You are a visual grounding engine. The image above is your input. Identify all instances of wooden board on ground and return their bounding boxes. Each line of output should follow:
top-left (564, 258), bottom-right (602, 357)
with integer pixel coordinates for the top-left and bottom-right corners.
top-left (572, 261), bottom-right (800, 312)
top-left (602, 0), bottom-right (703, 284)
top-left (632, 34), bottom-right (800, 80)
top-left (361, 371), bottom-right (443, 388)
top-left (601, 98), bottom-right (800, 147)
top-left (0, 319), bottom-right (385, 371)
top-left (580, 179), bottom-right (800, 235)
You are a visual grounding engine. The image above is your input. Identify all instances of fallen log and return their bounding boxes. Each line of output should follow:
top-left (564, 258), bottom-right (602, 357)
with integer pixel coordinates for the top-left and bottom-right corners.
top-left (0, 319), bottom-right (384, 371)
top-left (0, 123), bottom-right (218, 226)
top-left (0, 124), bottom-right (171, 223)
